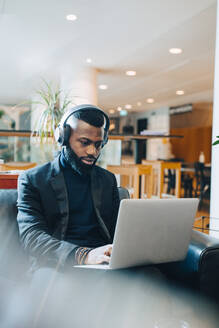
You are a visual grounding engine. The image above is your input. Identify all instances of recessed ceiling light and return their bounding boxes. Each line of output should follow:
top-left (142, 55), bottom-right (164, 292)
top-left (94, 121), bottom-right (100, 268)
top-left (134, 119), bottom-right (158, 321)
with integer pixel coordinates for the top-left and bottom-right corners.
top-left (99, 84), bottom-right (108, 90)
top-left (109, 109), bottom-right (115, 114)
top-left (66, 14), bottom-right (77, 21)
top-left (125, 104), bottom-right (132, 109)
top-left (169, 48), bottom-right (182, 54)
top-left (126, 70), bottom-right (136, 76)
top-left (86, 58), bottom-right (92, 64)
top-left (176, 90), bottom-right (185, 95)
top-left (137, 102), bottom-right (142, 106)
top-left (146, 98), bottom-right (154, 104)
top-left (117, 106), bottom-right (122, 111)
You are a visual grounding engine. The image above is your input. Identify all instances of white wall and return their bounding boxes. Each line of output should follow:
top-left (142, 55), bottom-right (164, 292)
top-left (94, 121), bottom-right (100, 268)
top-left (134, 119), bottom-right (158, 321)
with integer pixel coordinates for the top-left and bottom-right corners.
top-left (97, 140), bottom-right (121, 169)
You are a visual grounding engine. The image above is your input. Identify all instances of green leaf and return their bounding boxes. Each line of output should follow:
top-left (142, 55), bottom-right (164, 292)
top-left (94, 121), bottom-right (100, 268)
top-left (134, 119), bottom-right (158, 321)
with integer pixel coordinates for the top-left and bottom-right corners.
top-left (30, 79), bottom-right (74, 144)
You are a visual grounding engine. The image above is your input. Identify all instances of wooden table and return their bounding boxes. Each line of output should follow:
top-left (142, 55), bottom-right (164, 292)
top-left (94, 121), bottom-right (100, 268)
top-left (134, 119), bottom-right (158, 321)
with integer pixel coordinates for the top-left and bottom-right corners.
top-left (0, 173), bottom-right (19, 189)
top-left (0, 162), bottom-right (36, 189)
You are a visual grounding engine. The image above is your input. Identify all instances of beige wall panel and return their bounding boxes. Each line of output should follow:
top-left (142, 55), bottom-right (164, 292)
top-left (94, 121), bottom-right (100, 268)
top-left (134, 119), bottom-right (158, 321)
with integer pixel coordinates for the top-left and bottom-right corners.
top-left (170, 126), bottom-right (212, 163)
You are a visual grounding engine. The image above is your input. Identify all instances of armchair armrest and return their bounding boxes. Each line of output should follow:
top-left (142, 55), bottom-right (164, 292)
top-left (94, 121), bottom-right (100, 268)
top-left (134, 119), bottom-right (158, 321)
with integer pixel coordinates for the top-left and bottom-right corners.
top-left (118, 187), bottom-right (130, 200)
top-left (158, 230), bottom-right (219, 301)
top-left (189, 230), bottom-right (219, 299)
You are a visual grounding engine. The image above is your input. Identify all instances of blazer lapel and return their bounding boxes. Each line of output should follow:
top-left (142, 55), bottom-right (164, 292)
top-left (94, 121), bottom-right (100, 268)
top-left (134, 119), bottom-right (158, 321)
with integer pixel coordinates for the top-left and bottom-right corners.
top-left (91, 168), bottom-right (112, 243)
top-left (49, 156), bottom-right (69, 238)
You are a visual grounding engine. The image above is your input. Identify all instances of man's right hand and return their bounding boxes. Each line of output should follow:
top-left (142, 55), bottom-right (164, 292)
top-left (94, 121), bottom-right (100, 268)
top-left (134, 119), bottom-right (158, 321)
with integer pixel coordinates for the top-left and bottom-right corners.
top-left (84, 244), bottom-right (112, 265)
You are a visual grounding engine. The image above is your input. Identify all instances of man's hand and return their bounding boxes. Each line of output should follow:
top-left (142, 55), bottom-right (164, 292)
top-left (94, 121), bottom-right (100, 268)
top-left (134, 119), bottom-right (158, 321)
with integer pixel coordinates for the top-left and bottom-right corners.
top-left (84, 244), bottom-right (113, 265)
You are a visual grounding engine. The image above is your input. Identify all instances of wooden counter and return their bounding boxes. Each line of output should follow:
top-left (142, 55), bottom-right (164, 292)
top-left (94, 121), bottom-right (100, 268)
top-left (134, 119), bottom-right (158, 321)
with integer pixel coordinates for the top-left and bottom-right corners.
top-left (0, 130), bottom-right (183, 140)
top-left (0, 173), bottom-right (19, 189)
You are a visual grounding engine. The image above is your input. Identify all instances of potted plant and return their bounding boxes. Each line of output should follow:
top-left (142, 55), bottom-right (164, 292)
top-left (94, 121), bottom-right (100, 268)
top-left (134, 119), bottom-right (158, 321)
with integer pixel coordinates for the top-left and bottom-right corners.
top-left (213, 136), bottom-right (219, 146)
top-left (0, 109), bottom-right (5, 119)
top-left (32, 79), bottom-right (72, 144)
top-left (29, 80), bottom-right (73, 163)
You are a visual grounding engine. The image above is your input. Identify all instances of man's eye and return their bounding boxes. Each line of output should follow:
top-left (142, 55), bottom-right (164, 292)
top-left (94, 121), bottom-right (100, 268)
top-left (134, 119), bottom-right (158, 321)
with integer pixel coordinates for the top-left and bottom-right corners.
top-left (95, 142), bottom-right (102, 149)
top-left (80, 140), bottom-right (90, 146)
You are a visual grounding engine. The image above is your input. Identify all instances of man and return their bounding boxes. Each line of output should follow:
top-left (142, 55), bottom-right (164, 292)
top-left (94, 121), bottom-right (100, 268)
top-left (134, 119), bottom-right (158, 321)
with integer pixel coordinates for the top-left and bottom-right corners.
top-left (17, 104), bottom-right (120, 273)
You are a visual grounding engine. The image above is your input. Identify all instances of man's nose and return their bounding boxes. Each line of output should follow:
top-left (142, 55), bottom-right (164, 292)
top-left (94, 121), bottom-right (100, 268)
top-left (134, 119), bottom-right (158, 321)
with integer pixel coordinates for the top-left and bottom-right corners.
top-left (86, 143), bottom-right (97, 155)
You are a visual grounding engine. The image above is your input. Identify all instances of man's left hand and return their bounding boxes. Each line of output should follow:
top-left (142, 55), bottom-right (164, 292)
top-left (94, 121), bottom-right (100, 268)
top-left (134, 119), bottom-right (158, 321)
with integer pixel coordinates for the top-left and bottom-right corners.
top-left (84, 244), bottom-right (112, 265)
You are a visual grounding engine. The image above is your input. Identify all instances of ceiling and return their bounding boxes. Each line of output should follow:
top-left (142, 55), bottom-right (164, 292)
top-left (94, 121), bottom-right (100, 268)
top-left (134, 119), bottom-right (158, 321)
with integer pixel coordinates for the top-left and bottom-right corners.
top-left (0, 0), bottom-right (217, 114)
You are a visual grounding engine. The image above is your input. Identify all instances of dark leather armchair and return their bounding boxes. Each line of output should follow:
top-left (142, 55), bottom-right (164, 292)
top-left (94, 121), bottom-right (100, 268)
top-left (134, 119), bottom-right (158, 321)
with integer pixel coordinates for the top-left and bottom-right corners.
top-left (158, 229), bottom-right (219, 302)
top-left (118, 186), bottom-right (130, 200)
top-left (0, 189), bottom-right (28, 282)
top-left (0, 188), bottom-right (219, 302)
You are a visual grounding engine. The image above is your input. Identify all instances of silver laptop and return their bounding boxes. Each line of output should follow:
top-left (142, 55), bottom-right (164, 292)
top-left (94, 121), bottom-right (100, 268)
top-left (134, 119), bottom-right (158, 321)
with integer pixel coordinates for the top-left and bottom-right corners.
top-left (74, 198), bottom-right (199, 270)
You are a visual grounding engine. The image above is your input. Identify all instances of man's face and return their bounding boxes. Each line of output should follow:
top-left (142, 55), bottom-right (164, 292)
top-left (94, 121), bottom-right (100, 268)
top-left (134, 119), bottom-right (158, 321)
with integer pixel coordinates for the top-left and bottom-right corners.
top-left (68, 119), bottom-right (105, 167)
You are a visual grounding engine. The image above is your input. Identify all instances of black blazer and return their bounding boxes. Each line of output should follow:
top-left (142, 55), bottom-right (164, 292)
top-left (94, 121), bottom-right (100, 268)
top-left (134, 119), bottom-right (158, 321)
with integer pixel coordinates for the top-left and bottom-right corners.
top-left (17, 155), bottom-right (120, 272)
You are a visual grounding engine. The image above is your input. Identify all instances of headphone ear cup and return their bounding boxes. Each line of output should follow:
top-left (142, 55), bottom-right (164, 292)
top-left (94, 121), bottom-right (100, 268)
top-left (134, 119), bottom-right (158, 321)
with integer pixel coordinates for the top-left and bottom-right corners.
top-left (55, 126), bottom-right (64, 145)
top-left (62, 124), bottom-right (71, 146)
top-left (102, 129), bottom-right (108, 147)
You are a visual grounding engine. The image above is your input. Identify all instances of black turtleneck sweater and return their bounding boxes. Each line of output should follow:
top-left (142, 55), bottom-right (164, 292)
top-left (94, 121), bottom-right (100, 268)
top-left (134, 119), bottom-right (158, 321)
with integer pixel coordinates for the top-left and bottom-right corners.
top-left (60, 151), bottom-right (106, 248)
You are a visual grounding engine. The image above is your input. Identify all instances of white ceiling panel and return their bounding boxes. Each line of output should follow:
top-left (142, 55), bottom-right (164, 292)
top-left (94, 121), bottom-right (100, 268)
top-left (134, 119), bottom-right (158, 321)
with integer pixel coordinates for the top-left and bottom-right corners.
top-left (0, 0), bottom-right (217, 113)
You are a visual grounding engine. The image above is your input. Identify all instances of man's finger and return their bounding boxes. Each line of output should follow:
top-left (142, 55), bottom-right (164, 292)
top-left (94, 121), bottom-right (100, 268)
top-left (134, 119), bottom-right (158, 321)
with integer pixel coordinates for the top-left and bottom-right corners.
top-left (104, 245), bottom-right (112, 256)
top-left (97, 255), bottom-right (110, 264)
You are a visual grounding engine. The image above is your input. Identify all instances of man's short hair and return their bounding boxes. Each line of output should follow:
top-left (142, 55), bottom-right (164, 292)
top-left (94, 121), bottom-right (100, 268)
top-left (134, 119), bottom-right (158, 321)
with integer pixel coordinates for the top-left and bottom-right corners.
top-left (72, 109), bottom-right (105, 128)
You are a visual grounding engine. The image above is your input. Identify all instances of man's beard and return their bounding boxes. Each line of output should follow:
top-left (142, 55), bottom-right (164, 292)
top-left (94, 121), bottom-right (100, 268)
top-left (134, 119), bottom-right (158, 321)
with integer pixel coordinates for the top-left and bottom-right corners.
top-left (63, 146), bottom-right (98, 176)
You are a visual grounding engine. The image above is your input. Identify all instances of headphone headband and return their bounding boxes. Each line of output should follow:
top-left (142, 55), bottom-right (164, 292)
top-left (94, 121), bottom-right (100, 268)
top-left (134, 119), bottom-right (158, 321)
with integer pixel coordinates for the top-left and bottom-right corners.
top-left (61, 104), bottom-right (110, 130)
top-left (55, 104), bottom-right (110, 146)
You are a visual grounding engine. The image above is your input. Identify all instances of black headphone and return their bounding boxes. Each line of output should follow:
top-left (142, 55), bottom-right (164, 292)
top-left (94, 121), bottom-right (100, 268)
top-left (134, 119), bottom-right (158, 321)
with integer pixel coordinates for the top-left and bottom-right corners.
top-left (55, 104), bottom-right (110, 147)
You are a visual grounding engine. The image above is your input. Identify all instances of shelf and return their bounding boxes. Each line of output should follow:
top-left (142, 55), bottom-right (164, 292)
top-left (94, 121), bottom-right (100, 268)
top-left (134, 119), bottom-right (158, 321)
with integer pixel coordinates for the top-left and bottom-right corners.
top-left (0, 130), bottom-right (183, 139)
